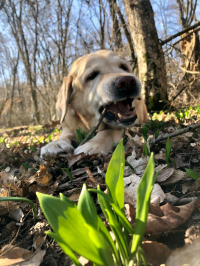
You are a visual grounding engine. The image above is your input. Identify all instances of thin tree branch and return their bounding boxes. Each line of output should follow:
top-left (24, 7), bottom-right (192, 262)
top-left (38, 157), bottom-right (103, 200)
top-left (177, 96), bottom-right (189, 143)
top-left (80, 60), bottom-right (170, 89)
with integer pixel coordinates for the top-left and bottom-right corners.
top-left (161, 21), bottom-right (200, 45)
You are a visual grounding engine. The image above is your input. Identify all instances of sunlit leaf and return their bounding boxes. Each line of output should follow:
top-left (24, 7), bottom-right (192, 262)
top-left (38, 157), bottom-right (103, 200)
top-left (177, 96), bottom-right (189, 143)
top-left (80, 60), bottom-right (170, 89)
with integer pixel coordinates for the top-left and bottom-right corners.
top-left (77, 184), bottom-right (98, 228)
top-left (130, 153), bottom-right (155, 258)
top-left (106, 139), bottom-right (125, 210)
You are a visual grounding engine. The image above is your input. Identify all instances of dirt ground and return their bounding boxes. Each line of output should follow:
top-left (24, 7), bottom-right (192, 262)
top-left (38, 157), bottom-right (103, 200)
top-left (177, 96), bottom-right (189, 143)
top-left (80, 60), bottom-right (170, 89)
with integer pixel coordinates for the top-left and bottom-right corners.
top-left (0, 113), bottom-right (200, 265)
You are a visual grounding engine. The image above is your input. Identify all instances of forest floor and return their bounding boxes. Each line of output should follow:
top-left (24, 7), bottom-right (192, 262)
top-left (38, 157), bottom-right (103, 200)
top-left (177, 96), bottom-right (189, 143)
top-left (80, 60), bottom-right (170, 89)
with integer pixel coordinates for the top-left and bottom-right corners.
top-left (0, 109), bottom-right (200, 266)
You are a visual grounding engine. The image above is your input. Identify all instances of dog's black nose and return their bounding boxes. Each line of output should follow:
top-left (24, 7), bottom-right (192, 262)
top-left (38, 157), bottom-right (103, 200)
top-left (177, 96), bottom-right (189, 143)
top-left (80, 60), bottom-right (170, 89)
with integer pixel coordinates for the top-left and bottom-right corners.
top-left (115, 76), bottom-right (136, 94)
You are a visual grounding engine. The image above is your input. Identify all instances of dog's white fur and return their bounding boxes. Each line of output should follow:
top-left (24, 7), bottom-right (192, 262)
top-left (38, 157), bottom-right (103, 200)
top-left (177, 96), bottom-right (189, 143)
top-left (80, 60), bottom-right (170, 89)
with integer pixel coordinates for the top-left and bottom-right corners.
top-left (41, 50), bottom-right (148, 158)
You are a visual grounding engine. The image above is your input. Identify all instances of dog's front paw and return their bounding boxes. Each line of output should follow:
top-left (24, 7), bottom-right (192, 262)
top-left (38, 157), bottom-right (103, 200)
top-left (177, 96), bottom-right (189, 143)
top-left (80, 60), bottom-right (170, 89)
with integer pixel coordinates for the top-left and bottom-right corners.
top-left (74, 140), bottom-right (111, 156)
top-left (40, 140), bottom-right (73, 158)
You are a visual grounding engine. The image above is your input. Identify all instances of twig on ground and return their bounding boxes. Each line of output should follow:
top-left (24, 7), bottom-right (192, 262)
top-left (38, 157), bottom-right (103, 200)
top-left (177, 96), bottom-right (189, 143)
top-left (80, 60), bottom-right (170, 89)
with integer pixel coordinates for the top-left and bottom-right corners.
top-left (79, 107), bottom-right (107, 146)
top-left (150, 122), bottom-right (200, 145)
top-left (177, 152), bottom-right (200, 155)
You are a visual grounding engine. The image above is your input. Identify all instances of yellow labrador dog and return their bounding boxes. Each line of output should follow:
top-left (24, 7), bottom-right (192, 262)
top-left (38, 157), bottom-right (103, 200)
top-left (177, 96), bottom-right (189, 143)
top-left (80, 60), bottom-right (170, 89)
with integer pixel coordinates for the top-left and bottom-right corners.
top-left (41, 50), bottom-right (148, 158)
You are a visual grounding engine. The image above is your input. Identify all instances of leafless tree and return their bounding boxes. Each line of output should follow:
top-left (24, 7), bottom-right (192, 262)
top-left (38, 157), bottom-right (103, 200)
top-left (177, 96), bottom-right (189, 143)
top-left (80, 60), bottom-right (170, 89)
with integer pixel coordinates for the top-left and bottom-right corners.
top-left (123, 0), bottom-right (168, 110)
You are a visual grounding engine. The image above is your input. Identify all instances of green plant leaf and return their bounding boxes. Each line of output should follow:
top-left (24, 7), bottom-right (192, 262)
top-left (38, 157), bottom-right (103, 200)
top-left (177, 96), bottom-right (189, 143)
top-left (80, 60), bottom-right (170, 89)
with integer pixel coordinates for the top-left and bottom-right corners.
top-left (0, 197), bottom-right (37, 223)
top-left (62, 168), bottom-right (73, 181)
top-left (30, 145), bottom-right (37, 152)
top-left (105, 209), bottom-right (128, 261)
top-left (143, 143), bottom-right (149, 156)
top-left (185, 168), bottom-right (200, 180)
top-left (111, 203), bottom-right (134, 234)
top-left (60, 193), bottom-right (76, 208)
top-left (106, 139), bottom-right (125, 210)
top-left (155, 130), bottom-right (160, 139)
top-left (77, 184), bottom-right (98, 228)
top-left (47, 232), bottom-right (81, 266)
top-left (165, 137), bottom-right (171, 168)
top-left (89, 188), bottom-right (114, 205)
top-left (97, 216), bottom-right (120, 264)
top-left (76, 128), bottom-right (84, 144)
top-left (142, 125), bottom-right (148, 142)
top-left (37, 193), bottom-right (114, 266)
top-left (130, 153), bottom-right (155, 258)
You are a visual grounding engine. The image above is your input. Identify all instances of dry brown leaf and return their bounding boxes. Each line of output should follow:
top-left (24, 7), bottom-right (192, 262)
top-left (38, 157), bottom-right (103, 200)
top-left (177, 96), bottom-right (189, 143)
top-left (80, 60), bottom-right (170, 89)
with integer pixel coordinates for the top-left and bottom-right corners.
top-left (85, 167), bottom-right (106, 189)
top-left (28, 165), bottom-right (52, 186)
top-left (154, 153), bottom-right (166, 161)
top-left (158, 170), bottom-right (187, 185)
top-left (188, 178), bottom-right (200, 192)
top-left (156, 168), bottom-right (174, 182)
top-left (151, 183), bottom-right (165, 203)
top-left (0, 245), bottom-right (45, 266)
top-left (142, 241), bottom-right (172, 266)
top-left (185, 226), bottom-right (200, 244)
top-left (145, 200), bottom-right (200, 234)
top-left (29, 184), bottom-right (53, 195)
top-left (125, 203), bottom-right (136, 224)
top-left (67, 153), bottom-right (96, 168)
top-left (166, 238), bottom-right (200, 266)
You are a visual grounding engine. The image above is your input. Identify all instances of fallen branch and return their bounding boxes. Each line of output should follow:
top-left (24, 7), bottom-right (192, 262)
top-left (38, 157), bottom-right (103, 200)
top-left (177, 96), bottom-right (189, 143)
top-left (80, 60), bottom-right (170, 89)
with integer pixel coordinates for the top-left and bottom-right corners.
top-left (79, 107), bottom-right (107, 146)
top-left (150, 122), bottom-right (200, 145)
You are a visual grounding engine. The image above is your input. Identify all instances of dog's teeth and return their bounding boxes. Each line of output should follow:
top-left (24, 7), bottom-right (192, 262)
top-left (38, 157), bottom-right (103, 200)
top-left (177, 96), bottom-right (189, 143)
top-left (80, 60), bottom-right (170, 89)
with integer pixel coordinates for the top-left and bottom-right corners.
top-left (118, 113), bottom-right (123, 118)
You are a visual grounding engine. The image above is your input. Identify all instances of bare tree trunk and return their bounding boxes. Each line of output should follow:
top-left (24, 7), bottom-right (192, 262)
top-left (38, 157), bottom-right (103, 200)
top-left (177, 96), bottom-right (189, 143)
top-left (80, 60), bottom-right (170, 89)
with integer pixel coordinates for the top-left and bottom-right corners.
top-left (123, 0), bottom-right (168, 110)
top-left (176, 0), bottom-right (200, 71)
top-left (9, 52), bottom-right (19, 126)
top-left (113, 1), bottom-right (136, 67)
top-left (99, 0), bottom-right (106, 49)
top-left (3, 0), bottom-right (41, 123)
top-left (107, 0), bottom-right (123, 50)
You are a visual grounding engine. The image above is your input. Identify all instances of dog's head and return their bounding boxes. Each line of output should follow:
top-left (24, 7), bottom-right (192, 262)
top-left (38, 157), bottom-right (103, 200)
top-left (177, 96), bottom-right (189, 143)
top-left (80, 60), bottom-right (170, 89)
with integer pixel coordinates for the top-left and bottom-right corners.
top-left (56, 50), bottom-right (148, 128)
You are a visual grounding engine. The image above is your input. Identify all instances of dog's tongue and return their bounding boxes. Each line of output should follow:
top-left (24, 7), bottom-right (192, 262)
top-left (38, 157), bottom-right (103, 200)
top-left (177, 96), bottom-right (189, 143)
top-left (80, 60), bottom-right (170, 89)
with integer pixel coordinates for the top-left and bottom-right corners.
top-left (108, 101), bottom-right (134, 117)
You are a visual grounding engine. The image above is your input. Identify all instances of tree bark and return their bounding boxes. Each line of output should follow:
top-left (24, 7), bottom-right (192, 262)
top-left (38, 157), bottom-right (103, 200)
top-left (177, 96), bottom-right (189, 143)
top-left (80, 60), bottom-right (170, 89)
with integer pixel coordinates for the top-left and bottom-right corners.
top-left (107, 0), bottom-right (123, 50)
top-left (123, 0), bottom-right (168, 110)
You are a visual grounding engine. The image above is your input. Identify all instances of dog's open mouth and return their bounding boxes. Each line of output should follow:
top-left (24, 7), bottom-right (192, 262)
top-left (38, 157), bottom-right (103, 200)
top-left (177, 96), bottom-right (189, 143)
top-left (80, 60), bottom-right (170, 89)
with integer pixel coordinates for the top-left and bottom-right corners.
top-left (99, 98), bottom-right (137, 127)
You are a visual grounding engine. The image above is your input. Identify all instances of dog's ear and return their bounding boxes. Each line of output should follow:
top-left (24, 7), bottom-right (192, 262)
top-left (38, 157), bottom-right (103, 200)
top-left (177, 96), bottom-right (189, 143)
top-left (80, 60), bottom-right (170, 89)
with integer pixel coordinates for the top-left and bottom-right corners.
top-left (133, 97), bottom-right (148, 124)
top-left (56, 76), bottom-right (73, 124)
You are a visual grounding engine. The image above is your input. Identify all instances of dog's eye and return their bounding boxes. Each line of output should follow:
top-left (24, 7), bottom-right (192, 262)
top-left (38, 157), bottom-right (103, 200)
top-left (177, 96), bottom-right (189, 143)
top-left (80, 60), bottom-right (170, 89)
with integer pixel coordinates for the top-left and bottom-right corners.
top-left (120, 64), bottom-right (129, 72)
top-left (86, 71), bottom-right (99, 81)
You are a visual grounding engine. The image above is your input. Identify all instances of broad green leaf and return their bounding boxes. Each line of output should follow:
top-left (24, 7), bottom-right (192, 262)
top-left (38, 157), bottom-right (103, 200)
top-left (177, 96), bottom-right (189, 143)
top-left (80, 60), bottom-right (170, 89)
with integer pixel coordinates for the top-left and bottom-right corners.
top-left (185, 168), bottom-right (200, 180)
top-left (47, 232), bottom-right (81, 266)
top-left (130, 153), bottom-right (154, 258)
top-left (106, 139), bottom-right (125, 210)
top-left (77, 184), bottom-right (98, 228)
top-left (165, 137), bottom-right (171, 168)
top-left (37, 193), bottom-right (114, 266)
top-left (60, 193), bottom-right (76, 208)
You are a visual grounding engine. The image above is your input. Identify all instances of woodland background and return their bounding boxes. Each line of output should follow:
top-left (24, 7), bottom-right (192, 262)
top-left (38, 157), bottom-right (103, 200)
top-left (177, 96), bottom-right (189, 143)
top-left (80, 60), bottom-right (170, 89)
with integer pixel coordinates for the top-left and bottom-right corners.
top-left (0, 0), bottom-right (200, 127)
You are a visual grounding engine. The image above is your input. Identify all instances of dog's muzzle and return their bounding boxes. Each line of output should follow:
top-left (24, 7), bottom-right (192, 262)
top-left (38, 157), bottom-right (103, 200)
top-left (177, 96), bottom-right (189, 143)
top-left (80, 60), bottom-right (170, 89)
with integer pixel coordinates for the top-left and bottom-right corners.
top-left (99, 75), bottom-right (140, 128)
